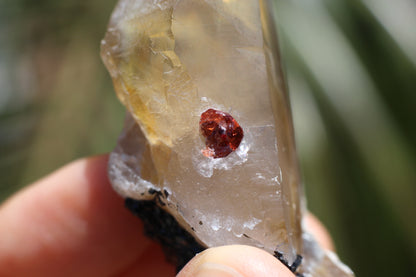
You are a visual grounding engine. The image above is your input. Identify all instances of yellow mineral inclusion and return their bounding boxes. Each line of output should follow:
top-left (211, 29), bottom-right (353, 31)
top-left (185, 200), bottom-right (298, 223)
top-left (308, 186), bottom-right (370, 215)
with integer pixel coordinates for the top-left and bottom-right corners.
top-left (118, 9), bottom-right (176, 146)
top-left (102, 6), bottom-right (197, 147)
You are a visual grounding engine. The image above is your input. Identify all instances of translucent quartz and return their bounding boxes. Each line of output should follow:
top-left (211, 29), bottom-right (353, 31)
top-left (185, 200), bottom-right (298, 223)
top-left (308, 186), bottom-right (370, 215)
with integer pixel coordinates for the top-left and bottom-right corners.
top-left (101, 0), bottom-right (354, 276)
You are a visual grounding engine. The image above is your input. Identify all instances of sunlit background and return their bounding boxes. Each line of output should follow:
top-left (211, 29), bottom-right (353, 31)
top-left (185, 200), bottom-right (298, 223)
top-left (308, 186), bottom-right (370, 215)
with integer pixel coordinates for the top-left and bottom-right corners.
top-left (1, 1), bottom-right (415, 276)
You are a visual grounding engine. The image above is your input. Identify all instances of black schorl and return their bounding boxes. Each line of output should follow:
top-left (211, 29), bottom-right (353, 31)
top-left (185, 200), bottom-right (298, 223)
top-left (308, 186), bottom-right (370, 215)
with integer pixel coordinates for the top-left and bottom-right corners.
top-left (274, 250), bottom-right (304, 277)
top-left (125, 198), bottom-right (206, 272)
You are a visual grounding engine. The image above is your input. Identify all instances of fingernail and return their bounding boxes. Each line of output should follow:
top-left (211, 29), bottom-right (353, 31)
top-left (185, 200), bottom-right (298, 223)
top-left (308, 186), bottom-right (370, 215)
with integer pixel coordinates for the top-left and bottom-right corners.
top-left (194, 262), bottom-right (244, 277)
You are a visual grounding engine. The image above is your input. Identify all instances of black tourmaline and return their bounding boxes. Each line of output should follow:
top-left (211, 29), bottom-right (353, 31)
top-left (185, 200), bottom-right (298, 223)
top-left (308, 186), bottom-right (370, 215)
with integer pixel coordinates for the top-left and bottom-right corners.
top-left (125, 198), bottom-right (206, 272)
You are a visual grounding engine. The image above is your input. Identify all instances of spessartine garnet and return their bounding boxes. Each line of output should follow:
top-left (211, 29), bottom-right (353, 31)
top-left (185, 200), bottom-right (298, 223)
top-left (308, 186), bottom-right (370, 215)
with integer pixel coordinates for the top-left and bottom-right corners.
top-left (199, 109), bottom-right (244, 158)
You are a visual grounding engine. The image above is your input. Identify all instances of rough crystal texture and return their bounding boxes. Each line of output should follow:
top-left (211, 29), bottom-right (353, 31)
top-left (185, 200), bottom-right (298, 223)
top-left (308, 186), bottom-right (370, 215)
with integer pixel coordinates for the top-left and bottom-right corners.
top-left (200, 109), bottom-right (244, 158)
top-left (101, 0), bottom-right (354, 276)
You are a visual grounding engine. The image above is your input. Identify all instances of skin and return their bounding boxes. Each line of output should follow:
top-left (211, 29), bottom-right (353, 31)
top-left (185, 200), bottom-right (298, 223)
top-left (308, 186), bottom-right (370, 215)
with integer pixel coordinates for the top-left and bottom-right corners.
top-left (0, 155), bottom-right (333, 277)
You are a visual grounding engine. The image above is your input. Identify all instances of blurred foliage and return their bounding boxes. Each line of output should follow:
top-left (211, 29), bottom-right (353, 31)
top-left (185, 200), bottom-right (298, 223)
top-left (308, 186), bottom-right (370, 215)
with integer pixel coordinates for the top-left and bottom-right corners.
top-left (0, 0), bottom-right (415, 276)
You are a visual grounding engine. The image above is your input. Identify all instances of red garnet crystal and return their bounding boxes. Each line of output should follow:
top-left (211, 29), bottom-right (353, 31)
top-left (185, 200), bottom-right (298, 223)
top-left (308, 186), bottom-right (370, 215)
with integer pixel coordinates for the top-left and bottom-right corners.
top-left (199, 109), bottom-right (244, 158)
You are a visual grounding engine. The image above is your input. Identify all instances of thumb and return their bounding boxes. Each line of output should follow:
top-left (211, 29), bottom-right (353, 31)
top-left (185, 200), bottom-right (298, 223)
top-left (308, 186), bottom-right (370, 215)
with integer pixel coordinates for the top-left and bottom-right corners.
top-left (177, 245), bottom-right (294, 277)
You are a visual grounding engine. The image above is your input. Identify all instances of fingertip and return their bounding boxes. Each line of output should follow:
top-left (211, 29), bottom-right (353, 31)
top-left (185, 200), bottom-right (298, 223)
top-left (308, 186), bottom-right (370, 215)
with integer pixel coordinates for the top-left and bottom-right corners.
top-left (177, 245), bottom-right (294, 277)
top-left (0, 154), bottom-right (152, 277)
top-left (304, 213), bottom-right (335, 251)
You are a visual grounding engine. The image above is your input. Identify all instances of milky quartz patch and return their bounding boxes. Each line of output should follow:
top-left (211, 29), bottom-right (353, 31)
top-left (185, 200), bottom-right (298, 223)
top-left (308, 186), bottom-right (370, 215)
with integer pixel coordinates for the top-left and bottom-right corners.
top-left (101, 0), bottom-right (354, 276)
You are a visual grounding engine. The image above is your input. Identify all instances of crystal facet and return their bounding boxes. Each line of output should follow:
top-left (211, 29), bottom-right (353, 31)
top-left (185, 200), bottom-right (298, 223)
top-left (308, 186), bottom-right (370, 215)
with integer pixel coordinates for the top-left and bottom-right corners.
top-left (200, 109), bottom-right (244, 159)
top-left (101, 0), bottom-right (354, 276)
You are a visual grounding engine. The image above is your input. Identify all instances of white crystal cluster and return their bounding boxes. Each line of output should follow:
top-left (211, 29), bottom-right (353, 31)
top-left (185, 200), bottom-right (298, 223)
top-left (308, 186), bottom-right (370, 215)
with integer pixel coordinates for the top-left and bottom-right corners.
top-left (102, 0), bottom-right (354, 276)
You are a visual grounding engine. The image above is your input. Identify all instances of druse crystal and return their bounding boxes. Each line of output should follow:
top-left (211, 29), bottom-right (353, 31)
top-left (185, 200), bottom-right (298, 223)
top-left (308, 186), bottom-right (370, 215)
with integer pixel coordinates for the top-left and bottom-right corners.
top-left (200, 109), bottom-right (244, 158)
top-left (101, 0), bottom-right (355, 276)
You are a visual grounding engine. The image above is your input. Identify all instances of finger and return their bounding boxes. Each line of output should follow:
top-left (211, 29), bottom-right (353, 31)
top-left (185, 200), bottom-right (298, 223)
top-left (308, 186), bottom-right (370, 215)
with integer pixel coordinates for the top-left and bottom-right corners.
top-left (304, 213), bottom-right (335, 251)
top-left (177, 245), bottom-right (294, 277)
top-left (117, 242), bottom-right (176, 277)
top-left (0, 155), bottom-right (175, 277)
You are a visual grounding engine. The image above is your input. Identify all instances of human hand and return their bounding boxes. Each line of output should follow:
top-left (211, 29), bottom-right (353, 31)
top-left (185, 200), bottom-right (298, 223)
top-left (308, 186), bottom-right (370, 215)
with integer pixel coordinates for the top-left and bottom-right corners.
top-left (0, 155), bottom-right (333, 277)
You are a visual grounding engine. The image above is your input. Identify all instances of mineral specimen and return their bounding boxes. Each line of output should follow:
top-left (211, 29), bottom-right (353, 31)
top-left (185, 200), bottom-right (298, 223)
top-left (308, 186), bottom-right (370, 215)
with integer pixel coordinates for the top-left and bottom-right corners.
top-left (199, 109), bottom-right (244, 159)
top-left (101, 0), bottom-right (355, 276)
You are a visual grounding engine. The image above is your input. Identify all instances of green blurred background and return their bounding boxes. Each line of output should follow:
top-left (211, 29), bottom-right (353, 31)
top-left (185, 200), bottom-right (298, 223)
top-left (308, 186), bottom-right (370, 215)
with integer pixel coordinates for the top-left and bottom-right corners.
top-left (0, 0), bottom-right (415, 276)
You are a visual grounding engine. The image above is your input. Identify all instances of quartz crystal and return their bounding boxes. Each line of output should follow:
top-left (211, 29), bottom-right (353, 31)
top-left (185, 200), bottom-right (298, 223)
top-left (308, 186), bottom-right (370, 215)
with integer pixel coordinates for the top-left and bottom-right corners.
top-left (101, 0), bottom-right (355, 276)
